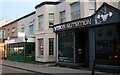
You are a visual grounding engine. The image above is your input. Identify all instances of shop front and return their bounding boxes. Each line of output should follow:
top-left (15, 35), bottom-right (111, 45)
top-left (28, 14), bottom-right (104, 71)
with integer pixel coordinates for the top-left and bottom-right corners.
top-left (53, 3), bottom-right (120, 71)
top-left (5, 37), bottom-right (35, 62)
top-left (0, 43), bottom-right (6, 59)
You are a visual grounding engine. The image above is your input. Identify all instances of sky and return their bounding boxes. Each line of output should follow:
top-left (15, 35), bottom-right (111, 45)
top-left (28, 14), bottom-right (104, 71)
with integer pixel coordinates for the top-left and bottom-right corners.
top-left (0, 0), bottom-right (58, 21)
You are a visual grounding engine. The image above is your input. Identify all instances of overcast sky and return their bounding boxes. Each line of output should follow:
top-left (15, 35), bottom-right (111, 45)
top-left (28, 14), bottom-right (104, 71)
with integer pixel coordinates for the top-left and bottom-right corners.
top-left (0, 0), bottom-right (58, 21)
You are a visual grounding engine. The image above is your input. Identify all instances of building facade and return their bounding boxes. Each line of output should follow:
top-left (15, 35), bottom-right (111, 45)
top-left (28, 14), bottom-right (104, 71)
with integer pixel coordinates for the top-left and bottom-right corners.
top-left (53, 2), bottom-right (120, 72)
top-left (35, 2), bottom-right (60, 62)
top-left (18, 11), bottom-right (35, 38)
top-left (4, 12), bottom-right (36, 62)
top-left (2, 21), bottom-right (18, 41)
top-left (0, 18), bottom-right (10, 59)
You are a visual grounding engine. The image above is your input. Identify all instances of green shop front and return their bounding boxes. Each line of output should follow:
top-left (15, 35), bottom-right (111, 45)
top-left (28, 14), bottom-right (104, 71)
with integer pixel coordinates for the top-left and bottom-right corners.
top-left (53, 3), bottom-right (120, 72)
top-left (5, 37), bottom-right (35, 62)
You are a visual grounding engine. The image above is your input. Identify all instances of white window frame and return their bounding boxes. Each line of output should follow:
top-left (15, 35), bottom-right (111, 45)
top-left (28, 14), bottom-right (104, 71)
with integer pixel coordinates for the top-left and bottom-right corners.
top-left (71, 2), bottom-right (80, 20)
top-left (49, 13), bottom-right (54, 28)
top-left (21, 24), bottom-right (24, 33)
top-left (89, 0), bottom-right (96, 15)
top-left (38, 15), bottom-right (44, 30)
top-left (38, 38), bottom-right (44, 56)
top-left (49, 38), bottom-right (54, 56)
top-left (29, 21), bottom-right (34, 35)
top-left (59, 10), bottom-right (66, 23)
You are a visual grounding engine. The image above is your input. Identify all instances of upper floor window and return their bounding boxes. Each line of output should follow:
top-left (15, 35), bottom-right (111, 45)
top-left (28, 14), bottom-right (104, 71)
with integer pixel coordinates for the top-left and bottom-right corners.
top-left (60, 10), bottom-right (66, 23)
top-left (119, 1), bottom-right (120, 9)
top-left (71, 2), bottom-right (80, 20)
top-left (21, 24), bottom-right (24, 33)
top-left (89, 0), bottom-right (96, 15)
top-left (38, 15), bottom-right (44, 30)
top-left (2, 30), bottom-right (5, 39)
top-left (7, 29), bottom-right (9, 36)
top-left (49, 13), bottom-right (54, 28)
top-left (12, 27), bottom-right (15, 36)
top-left (29, 21), bottom-right (34, 34)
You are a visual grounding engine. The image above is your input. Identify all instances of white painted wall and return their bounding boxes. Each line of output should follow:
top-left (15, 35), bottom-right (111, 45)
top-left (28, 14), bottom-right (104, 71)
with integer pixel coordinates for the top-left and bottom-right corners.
top-left (35, 4), bottom-right (56, 62)
top-left (18, 13), bottom-right (35, 38)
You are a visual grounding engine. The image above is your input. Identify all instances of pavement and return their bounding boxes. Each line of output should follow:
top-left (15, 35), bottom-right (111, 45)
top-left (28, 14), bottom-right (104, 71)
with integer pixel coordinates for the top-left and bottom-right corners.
top-left (1, 60), bottom-right (119, 75)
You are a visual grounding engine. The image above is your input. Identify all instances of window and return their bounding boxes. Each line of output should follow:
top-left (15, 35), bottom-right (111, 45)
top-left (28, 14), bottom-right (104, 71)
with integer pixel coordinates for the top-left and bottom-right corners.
top-left (21, 24), bottom-right (24, 32)
top-left (38, 38), bottom-right (44, 56)
top-left (12, 27), bottom-right (15, 36)
top-left (29, 21), bottom-right (34, 34)
top-left (49, 38), bottom-right (54, 55)
top-left (97, 29), bottom-right (103, 37)
top-left (119, 1), bottom-right (120, 9)
top-left (106, 28), bottom-right (112, 36)
top-left (71, 2), bottom-right (80, 20)
top-left (58, 32), bottom-right (74, 63)
top-left (49, 13), bottom-right (54, 28)
top-left (38, 15), bottom-right (44, 30)
top-left (7, 29), bottom-right (9, 37)
top-left (89, 0), bottom-right (96, 15)
top-left (60, 10), bottom-right (66, 23)
top-left (95, 25), bottom-right (120, 66)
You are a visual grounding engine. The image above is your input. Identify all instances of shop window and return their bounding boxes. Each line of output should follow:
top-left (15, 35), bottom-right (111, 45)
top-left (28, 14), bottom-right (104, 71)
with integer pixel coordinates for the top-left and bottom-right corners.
top-left (95, 25), bottom-right (119, 66)
top-left (97, 29), bottom-right (103, 37)
top-left (71, 2), bottom-right (80, 20)
top-left (49, 13), bottom-right (54, 28)
top-left (49, 38), bottom-right (54, 55)
top-left (116, 25), bottom-right (120, 37)
top-left (106, 28), bottom-right (112, 36)
top-left (18, 43), bottom-right (24, 56)
top-left (38, 38), bottom-right (44, 56)
top-left (38, 14), bottom-right (44, 30)
top-left (58, 32), bottom-right (74, 63)
top-left (60, 10), bottom-right (66, 23)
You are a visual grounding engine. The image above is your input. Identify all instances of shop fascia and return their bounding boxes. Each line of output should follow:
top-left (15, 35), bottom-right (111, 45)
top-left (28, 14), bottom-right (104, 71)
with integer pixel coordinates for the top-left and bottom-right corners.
top-left (54, 18), bottom-right (92, 31)
top-left (5, 37), bottom-right (35, 44)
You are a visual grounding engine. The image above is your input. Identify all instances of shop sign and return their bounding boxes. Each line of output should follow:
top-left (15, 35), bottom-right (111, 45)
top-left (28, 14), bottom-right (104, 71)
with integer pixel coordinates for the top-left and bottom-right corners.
top-left (5, 39), bottom-right (15, 44)
top-left (54, 18), bottom-right (91, 31)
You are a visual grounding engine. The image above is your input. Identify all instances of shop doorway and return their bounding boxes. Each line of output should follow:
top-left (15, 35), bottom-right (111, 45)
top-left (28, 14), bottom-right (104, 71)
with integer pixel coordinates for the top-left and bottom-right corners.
top-left (75, 29), bottom-right (88, 65)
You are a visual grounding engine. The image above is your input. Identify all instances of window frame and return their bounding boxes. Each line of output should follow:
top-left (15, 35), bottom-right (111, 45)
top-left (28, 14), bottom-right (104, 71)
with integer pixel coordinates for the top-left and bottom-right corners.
top-left (29, 21), bottom-right (34, 35)
top-left (59, 10), bottom-right (66, 23)
top-left (71, 2), bottom-right (81, 20)
top-left (21, 24), bottom-right (25, 33)
top-left (38, 14), bottom-right (44, 30)
top-left (49, 38), bottom-right (54, 56)
top-left (49, 13), bottom-right (54, 28)
top-left (38, 38), bottom-right (44, 56)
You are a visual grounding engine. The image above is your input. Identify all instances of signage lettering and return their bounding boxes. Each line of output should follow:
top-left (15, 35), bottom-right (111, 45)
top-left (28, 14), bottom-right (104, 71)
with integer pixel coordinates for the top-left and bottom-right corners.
top-left (54, 19), bottom-right (91, 31)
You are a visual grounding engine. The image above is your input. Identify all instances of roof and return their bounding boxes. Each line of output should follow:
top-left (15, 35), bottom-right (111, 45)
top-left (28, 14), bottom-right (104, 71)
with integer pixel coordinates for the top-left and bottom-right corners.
top-left (35, 1), bottom-right (61, 9)
top-left (2, 11), bottom-right (35, 27)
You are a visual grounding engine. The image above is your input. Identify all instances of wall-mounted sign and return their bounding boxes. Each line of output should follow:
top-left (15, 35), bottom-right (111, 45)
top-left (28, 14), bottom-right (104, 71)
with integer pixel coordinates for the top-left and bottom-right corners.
top-left (5, 39), bottom-right (15, 44)
top-left (18, 32), bottom-right (25, 37)
top-left (54, 18), bottom-right (91, 31)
